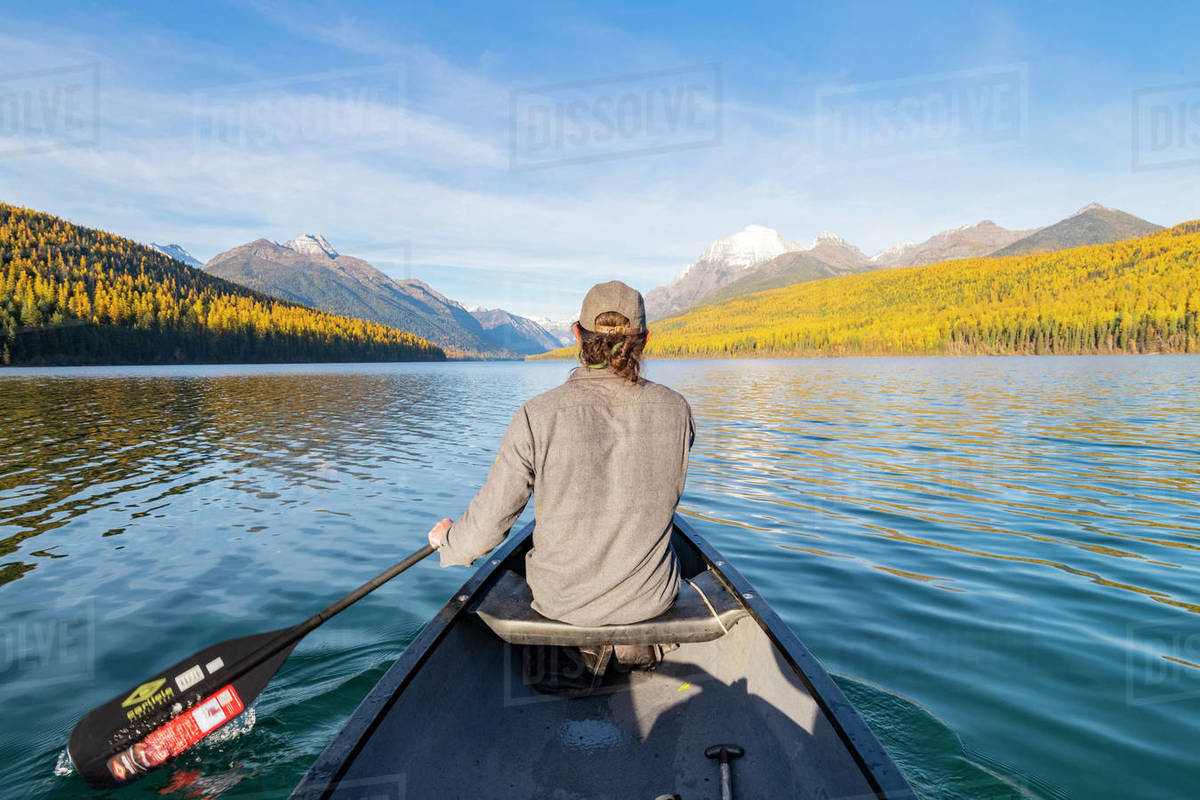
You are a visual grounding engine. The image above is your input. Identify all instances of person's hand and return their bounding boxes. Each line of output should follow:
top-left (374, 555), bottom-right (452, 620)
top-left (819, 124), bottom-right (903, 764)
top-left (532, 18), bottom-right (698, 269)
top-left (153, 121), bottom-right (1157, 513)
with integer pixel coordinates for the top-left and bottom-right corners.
top-left (428, 518), bottom-right (453, 549)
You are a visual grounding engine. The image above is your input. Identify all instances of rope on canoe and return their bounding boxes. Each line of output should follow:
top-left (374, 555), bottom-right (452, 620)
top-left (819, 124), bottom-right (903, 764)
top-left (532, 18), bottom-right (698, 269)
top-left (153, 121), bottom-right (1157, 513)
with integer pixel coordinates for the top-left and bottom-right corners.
top-left (685, 575), bottom-right (729, 635)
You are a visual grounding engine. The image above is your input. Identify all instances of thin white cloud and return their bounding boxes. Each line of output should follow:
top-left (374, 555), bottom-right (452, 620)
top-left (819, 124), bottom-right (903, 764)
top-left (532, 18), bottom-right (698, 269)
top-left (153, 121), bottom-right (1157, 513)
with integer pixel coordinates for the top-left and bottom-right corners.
top-left (1, 17), bottom-right (1195, 320)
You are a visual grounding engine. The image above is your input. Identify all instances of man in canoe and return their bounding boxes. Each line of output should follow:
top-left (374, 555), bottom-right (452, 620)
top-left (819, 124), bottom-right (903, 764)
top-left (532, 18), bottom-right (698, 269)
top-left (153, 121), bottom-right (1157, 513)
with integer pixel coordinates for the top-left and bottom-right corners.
top-left (427, 280), bottom-right (694, 682)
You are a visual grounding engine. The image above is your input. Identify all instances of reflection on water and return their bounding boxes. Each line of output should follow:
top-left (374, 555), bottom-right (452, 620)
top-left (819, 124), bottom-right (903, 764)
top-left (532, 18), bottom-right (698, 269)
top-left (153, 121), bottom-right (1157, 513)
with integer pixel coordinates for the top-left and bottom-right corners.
top-left (670, 356), bottom-right (1200, 800)
top-left (1, 357), bottom-right (1198, 800)
top-left (1, 368), bottom-right (525, 576)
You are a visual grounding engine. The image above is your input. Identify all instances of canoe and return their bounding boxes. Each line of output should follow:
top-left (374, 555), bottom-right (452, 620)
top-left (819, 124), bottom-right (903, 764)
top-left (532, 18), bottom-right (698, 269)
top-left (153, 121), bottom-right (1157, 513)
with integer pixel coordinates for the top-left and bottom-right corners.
top-left (290, 515), bottom-right (913, 799)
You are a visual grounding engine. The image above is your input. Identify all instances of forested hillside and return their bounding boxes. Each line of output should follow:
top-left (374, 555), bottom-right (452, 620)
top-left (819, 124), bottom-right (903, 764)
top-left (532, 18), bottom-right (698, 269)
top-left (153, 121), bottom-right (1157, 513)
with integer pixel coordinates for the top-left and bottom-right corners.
top-left (0, 204), bottom-right (444, 365)
top-left (533, 222), bottom-right (1200, 360)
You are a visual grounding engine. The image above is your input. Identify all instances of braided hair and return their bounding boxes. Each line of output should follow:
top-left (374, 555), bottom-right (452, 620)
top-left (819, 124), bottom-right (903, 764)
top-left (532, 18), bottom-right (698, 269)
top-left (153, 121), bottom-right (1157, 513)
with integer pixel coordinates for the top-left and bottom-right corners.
top-left (578, 311), bottom-right (647, 383)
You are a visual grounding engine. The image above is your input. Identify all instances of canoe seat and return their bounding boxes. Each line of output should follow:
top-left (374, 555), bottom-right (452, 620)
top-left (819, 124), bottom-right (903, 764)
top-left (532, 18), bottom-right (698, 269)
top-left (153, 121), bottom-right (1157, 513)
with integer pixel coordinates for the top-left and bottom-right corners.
top-left (472, 568), bottom-right (748, 646)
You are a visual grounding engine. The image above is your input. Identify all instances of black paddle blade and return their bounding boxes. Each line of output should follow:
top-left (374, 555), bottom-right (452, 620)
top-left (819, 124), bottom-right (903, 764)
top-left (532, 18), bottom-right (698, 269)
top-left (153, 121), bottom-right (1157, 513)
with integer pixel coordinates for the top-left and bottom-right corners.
top-left (67, 626), bottom-right (299, 789)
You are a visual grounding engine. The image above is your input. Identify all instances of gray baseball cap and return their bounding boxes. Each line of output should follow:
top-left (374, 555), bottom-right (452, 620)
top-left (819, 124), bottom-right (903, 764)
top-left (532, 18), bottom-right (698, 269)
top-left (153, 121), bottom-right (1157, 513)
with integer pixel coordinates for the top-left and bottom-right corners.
top-left (579, 280), bottom-right (647, 334)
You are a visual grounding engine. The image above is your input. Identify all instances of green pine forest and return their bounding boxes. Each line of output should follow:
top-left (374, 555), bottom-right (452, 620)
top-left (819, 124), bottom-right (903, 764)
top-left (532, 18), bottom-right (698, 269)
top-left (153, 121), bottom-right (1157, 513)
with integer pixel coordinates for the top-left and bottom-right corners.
top-left (534, 221), bottom-right (1200, 360)
top-left (0, 204), bottom-right (444, 365)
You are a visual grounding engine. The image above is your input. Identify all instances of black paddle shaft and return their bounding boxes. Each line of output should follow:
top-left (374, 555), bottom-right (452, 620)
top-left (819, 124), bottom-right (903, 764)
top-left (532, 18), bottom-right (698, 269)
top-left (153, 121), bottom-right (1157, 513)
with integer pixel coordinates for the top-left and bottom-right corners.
top-left (68, 543), bottom-right (435, 790)
top-left (299, 544), bottom-right (436, 635)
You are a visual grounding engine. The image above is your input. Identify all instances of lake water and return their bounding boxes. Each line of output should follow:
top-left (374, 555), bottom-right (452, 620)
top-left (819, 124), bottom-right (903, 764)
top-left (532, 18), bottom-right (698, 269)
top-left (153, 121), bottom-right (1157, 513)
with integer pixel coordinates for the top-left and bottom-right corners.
top-left (2, 356), bottom-right (1198, 799)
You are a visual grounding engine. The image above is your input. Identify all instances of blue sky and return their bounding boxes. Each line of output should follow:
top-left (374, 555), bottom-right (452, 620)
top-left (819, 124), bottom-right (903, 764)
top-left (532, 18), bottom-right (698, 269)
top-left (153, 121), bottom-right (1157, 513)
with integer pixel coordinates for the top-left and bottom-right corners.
top-left (1, 0), bottom-right (1199, 319)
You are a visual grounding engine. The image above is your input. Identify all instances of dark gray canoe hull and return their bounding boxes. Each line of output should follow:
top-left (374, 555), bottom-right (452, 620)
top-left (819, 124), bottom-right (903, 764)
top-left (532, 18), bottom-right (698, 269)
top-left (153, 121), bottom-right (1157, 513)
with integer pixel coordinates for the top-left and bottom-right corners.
top-left (290, 516), bottom-right (914, 799)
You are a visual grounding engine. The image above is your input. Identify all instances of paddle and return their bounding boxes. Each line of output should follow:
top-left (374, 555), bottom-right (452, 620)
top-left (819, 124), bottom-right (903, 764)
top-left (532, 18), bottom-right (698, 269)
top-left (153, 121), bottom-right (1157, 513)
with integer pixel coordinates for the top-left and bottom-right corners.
top-left (67, 543), bottom-right (436, 789)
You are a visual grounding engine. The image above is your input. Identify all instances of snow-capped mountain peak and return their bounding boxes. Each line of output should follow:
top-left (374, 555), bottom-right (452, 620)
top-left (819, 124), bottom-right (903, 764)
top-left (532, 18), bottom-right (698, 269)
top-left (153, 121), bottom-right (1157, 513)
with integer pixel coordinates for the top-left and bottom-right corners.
top-left (531, 317), bottom-right (579, 347)
top-left (693, 224), bottom-right (803, 273)
top-left (870, 241), bottom-right (917, 263)
top-left (284, 234), bottom-right (339, 259)
top-left (150, 243), bottom-right (202, 269)
top-left (468, 308), bottom-right (572, 352)
top-left (811, 230), bottom-right (849, 248)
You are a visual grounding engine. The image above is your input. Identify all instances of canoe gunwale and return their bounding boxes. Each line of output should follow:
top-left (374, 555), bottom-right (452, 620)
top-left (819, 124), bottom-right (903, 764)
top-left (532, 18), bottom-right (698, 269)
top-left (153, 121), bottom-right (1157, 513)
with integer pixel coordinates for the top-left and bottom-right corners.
top-left (288, 522), bottom-right (533, 800)
top-left (290, 516), bottom-right (912, 799)
top-left (670, 515), bottom-right (912, 799)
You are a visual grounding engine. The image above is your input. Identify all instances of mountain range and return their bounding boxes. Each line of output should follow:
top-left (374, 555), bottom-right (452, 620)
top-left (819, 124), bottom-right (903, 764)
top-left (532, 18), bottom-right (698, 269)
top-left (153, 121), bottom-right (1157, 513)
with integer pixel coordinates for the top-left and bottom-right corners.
top-left (154, 202), bottom-right (1165, 354)
top-left (645, 204), bottom-right (1163, 320)
top-left (532, 318), bottom-right (576, 347)
top-left (202, 236), bottom-right (559, 356)
top-left (866, 220), bottom-right (1035, 269)
top-left (990, 204), bottom-right (1162, 257)
top-left (467, 307), bottom-right (567, 353)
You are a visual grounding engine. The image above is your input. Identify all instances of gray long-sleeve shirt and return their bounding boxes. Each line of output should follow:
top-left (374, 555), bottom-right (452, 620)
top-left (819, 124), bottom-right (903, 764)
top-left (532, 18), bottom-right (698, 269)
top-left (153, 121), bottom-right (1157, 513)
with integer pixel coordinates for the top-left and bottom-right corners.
top-left (439, 367), bottom-right (695, 626)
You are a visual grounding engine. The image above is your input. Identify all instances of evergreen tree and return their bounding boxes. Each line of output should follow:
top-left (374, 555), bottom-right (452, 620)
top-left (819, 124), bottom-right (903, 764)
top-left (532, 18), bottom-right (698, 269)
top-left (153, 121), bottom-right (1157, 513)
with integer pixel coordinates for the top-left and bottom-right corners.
top-left (0, 203), bottom-right (445, 366)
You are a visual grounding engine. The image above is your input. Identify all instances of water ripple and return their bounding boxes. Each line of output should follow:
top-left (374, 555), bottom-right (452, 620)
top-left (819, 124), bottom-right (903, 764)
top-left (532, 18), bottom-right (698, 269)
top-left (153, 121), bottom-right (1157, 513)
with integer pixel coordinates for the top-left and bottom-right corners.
top-left (2, 358), bottom-right (1198, 799)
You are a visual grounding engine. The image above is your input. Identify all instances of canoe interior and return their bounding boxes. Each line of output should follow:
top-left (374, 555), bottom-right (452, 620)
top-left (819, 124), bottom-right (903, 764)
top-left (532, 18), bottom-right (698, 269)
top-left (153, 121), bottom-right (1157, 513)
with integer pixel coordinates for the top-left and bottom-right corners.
top-left (294, 519), bottom-right (909, 800)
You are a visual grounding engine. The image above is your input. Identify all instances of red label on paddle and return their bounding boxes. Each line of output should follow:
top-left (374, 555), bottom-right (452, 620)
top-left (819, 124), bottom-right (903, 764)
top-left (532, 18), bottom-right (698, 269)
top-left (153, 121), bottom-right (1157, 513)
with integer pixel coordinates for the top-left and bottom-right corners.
top-left (105, 685), bottom-right (244, 782)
